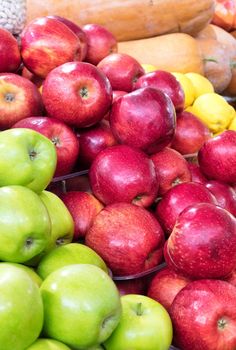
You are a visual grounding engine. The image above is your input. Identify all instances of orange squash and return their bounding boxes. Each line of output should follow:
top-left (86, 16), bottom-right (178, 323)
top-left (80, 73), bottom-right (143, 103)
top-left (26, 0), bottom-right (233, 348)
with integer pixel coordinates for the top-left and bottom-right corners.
top-left (118, 33), bottom-right (204, 74)
top-left (26, 0), bottom-right (215, 42)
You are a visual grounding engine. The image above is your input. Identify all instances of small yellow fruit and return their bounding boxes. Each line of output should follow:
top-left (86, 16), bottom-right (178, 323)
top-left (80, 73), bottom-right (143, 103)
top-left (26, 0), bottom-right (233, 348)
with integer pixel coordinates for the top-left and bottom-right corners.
top-left (185, 72), bottom-right (214, 99)
top-left (228, 115), bottom-right (236, 131)
top-left (171, 72), bottom-right (195, 108)
top-left (191, 93), bottom-right (235, 134)
top-left (141, 63), bottom-right (158, 73)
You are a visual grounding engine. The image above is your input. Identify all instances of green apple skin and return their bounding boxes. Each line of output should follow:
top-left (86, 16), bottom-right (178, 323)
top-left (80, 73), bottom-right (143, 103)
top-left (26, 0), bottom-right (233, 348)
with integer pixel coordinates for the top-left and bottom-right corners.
top-left (39, 190), bottom-right (74, 252)
top-left (0, 128), bottom-right (57, 193)
top-left (104, 294), bottom-right (173, 350)
top-left (0, 262), bottom-right (42, 286)
top-left (0, 264), bottom-right (43, 350)
top-left (37, 242), bottom-right (108, 279)
top-left (0, 185), bottom-right (51, 263)
top-left (40, 264), bottom-right (122, 349)
top-left (25, 338), bottom-right (71, 350)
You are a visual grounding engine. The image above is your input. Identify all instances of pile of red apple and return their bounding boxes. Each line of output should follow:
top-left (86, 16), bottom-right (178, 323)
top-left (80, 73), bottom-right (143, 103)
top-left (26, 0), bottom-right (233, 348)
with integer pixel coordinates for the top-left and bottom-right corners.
top-left (0, 13), bottom-right (236, 350)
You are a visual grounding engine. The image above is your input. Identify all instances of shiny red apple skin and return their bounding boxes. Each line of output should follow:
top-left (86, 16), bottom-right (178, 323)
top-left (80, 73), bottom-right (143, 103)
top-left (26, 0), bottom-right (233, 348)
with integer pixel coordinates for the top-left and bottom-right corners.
top-left (147, 267), bottom-right (191, 312)
top-left (12, 116), bottom-right (80, 177)
top-left (198, 130), bottom-right (236, 184)
top-left (134, 70), bottom-right (184, 112)
top-left (224, 269), bottom-right (236, 287)
top-left (0, 27), bottom-right (21, 73)
top-left (42, 61), bottom-right (112, 128)
top-left (21, 66), bottom-right (44, 88)
top-left (165, 202), bottom-right (236, 279)
top-left (155, 182), bottom-right (217, 236)
top-left (171, 111), bottom-right (211, 155)
top-left (77, 120), bottom-right (117, 168)
top-left (83, 23), bottom-right (117, 65)
top-left (20, 16), bottom-right (82, 78)
top-left (112, 90), bottom-right (127, 102)
top-left (89, 144), bottom-right (159, 208)
top-left (170, 279), bottom-right (236, 350)
top-left (60, 191), bottom-right (104, 240)
top-left (110, 87), bottom-right (176, 154)
top-left (187, 163), bottom-right (208, 185)
top-left (150, 147), bottom-right (192, 196)
top-left (205, 180), bottom-right (236, 217)
top-left (0, 73), bottom-right (44, 129)
top-left (85, 202), bottom-right (165, 276)
top-left (47, 15), bottom-right (87, 60)
top-left (97, 53), bottom-right (145, 92)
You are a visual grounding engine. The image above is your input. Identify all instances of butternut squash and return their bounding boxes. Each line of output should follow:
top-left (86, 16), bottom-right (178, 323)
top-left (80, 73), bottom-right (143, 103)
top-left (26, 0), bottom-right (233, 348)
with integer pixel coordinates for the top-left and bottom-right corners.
top-left (118, 33), bottom-right (204, 74)
top-left (26, 0), bottom-right (215, 42)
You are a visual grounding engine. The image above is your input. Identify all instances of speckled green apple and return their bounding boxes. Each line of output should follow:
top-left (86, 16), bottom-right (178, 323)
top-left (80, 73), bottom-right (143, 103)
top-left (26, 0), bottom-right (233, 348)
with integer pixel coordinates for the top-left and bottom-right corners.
top-left (37, 242), bottom-right (108, 280)
top-left (0, 262), bottom-right (42, 287)
top-left (0, 185), bottom-right (51, 263)
top-left (0, 264), bottom-right (43, 350)
top-left (0, 128), bottom-right (57, 193)
top-left (40, 264), bottom-right (121, 349)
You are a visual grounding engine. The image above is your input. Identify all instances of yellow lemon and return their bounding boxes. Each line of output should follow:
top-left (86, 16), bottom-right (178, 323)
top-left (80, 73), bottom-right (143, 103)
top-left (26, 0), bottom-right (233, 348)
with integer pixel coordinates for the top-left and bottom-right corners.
top-left (185, 72), bottom-right (214, 99)
top-left (141, 63), bottom-right (158, 73)
top-left (171, 72), bottom-right (195, 108)
top-left (191, 93), bottom-right (235, 134)
top-left (228, 115), bottom-right (236, 131)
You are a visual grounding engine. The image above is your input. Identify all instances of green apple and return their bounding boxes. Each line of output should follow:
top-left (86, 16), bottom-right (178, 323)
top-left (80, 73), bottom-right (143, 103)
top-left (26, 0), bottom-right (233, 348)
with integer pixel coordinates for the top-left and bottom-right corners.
top-left (0, 185), bottom-right (51, 263)
top-left (0, 264), bottom-right (43, 350)
top-left (40, 264), bottom-right (122, 349)
top-left (25, 338), bottom-right (71, 350)
top-left (39, 190), bottom-right (74, 252)
top-left (103, 294), bottom-right (173, 350)
top-left (0, 128), bottom-right (57, 193)
top-left (37, 242), bottom-right (108, 279)
top-left (0, 262), bottom-right (42, 286)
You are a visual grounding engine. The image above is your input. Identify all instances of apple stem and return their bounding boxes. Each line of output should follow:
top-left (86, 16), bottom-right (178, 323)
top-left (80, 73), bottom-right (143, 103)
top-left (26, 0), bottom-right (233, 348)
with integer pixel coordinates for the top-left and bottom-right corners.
top-left (136, 302), bottom-right (143, 316)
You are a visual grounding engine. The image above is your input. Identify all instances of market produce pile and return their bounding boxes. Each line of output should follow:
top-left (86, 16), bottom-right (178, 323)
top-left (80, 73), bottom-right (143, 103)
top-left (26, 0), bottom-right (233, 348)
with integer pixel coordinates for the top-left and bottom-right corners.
top-left (0, 1), bottom-right (236, 350)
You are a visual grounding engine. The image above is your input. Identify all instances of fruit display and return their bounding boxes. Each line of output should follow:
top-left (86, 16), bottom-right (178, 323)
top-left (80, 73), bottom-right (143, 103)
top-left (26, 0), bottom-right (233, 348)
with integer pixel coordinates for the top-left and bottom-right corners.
top-left (0, 6), bottom-right (236, 350)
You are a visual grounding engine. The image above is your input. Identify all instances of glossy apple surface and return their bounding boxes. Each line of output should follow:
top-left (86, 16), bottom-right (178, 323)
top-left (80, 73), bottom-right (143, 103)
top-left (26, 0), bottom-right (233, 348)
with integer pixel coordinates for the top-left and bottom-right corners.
top-left (37, 242), bottom-right (108, 280)
top-left (0, 73), bottom-right (43, 129)
top-left (0, 186), bottom-right (51, 263)
top-left (104, 294), bottom-right (173, 350)
top-left (0, 128), bottom-right (57, 193)
top-left (42, 61), bottom-right (112, 128)
top-left (89, 144), bottom-right (158, 208)
top-left (165, 202), bottom-right (236, 279)
top-left (110, 87), bottom-right (176, 154)
top-left (85, 203), bottom-right (165, 276)
top-left (170, 279), bottom-right (236, 350)
top-left (25, 338), bottom-right (71, 350)
top-left (0, 264), bottom-right (43, 350)
top-left (40, 264), bottom-right (121, 349)
top-left (205, 180), bottom-right (236, 216)
top-left (198, 130), bottom-right (236, 184)
top-left (187, 163), bottom-right (208, 185)
top-left (151, 147), bottom-right (191, 195)
top-left (0, 262), bottom-right (42, 287)
top-left (0, 27), bottom-right (21, 73)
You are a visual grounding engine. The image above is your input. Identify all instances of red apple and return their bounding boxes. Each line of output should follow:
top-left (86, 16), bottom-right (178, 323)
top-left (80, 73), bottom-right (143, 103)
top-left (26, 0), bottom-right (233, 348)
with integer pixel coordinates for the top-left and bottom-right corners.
top-left (134, 70), bottom-right (185, 112)
top-left (155, 182), bottom-right (217, 236)
top-left (97, 53), bottom-right (145, 92)
top-left (0, 73), bottom-right (43, 129)
top-left (85, 202), bottom-right (165, 276)
top-left (42, 61), bottom-right (112, 128)
top-left (47, 15), bottom-right (87, 60)
top-left (77, 120), bottom-right (117, 168)
top-left (147, 267), bottom-right (191, 312)
top-left (20, 16), bottom-right (82, 78)
top-left (83, 23), bottom-right (117, 65)
top-left (205, 180), bottom-right (236, 216)
top-left (165, 202), bottom-right (236, 279)
top-left (21, 66), bottom-right (44, 88)
top-left (112, 90), bottom-right (127, 102)
top-left (170, 279), bottom-right (236, 350)
top-left (198, 130), bottom-right (236, 184)
top-left (12, 116), bottom-right (80, 177)
top-left (89, 144), bottom-right (158, 208)
top-left (171, 111), bottom-right (211, 155)
top-left (224, 269), bottom-right (236, 287)
top-left (110, 87), bottom-right (176, 154)
top-left (60, 191), bottom-right (104, 240)
top-left (0, 27), bottom-right (21, 73)
top-left (150, 147), bottom-right (192, 195)
top-left (187, 163), bottom-right (208, 185)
